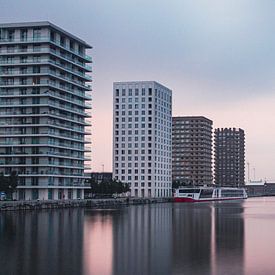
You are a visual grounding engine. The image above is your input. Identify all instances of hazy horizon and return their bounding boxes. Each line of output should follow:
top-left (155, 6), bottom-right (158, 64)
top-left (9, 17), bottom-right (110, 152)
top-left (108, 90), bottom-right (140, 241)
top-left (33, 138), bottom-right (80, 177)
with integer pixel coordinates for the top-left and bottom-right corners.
top-left (2, 0), bottom-right (275, 181)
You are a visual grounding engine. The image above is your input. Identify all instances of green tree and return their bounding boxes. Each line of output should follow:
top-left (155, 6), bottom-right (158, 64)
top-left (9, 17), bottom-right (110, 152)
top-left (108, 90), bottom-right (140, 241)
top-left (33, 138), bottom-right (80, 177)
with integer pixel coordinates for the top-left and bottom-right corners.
top-left (0, 171), bottom-right (18, 199)
top-left (89, 178), bottom-right (130, 195)
top-left (172, 180), bottom-right (182, 189)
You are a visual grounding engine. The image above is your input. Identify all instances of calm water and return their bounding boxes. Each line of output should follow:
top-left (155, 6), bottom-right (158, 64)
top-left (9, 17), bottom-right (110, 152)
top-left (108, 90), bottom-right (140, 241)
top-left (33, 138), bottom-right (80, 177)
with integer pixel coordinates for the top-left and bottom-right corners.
top-left (1, 197), bottom-right (275, 275)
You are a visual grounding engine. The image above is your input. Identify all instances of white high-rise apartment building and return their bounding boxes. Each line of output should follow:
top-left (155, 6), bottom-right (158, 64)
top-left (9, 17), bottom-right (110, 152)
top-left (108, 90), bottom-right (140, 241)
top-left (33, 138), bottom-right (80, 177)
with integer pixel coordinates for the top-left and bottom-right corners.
top-left (113, 81), bottom-right (172, 197)
top-left (0, 22), bottom-right (92, 200)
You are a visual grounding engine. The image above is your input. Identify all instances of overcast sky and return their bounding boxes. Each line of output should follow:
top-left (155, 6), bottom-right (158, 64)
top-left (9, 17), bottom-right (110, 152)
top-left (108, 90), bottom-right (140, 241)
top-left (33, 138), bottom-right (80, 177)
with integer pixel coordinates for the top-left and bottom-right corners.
top-left (2, 0), bottom-right (275, 180)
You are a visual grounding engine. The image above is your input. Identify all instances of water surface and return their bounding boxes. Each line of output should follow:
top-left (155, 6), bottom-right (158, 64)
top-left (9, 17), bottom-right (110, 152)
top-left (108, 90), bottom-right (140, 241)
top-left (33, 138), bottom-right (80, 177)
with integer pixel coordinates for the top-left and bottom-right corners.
top-left (1, 197), bottom-right (275, 275)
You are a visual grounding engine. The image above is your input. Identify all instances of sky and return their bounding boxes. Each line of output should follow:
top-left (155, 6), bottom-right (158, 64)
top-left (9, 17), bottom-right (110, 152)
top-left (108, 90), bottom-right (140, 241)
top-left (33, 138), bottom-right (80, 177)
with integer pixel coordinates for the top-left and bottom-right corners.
top-left (1, 0), bottom-right (275, 180)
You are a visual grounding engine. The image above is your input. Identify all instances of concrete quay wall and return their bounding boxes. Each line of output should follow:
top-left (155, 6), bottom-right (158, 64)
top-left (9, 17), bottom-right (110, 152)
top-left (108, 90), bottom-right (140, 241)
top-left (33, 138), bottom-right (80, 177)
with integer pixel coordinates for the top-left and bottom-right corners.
top-left (0, 197), bottom-right (172, 211)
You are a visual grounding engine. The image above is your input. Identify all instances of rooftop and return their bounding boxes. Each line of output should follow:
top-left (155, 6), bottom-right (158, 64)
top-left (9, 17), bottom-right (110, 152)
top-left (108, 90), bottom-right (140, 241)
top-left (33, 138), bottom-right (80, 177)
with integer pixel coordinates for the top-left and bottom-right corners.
top-left (0, 21), bottom-right (92, 48)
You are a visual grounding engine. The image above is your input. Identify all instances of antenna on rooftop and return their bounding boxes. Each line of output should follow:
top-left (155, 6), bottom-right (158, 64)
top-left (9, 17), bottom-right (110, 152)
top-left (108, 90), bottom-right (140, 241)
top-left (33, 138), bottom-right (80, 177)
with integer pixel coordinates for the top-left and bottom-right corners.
top-left (247, 162), bottom-right (250, 183)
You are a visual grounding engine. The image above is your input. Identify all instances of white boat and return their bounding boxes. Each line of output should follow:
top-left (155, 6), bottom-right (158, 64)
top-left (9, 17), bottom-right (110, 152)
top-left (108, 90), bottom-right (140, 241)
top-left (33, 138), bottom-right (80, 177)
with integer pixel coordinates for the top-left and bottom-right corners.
top-left (174, 187), bottom-right (247, 202)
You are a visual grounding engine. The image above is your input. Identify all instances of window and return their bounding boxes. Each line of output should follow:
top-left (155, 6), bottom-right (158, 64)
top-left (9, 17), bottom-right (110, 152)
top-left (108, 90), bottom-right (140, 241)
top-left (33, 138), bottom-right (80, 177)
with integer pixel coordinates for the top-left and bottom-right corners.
top-left (8, 30), bottom-right (15, 41)
top-left (20, 29), bottom-right (28, 41)
top-left (50, 31), bottom-right (56, 42)
top-left (33, 28), bottom-right (41, 40)
top-left (70, 40), bottom-right (75, 51)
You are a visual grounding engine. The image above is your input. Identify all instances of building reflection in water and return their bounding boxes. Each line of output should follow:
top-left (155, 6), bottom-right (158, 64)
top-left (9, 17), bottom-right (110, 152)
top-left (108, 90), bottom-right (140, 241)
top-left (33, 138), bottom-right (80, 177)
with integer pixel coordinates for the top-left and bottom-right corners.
top-left (172, 203), bottom-right (213, 275)
top-left (83, 202), bottom-right (245, 275)
top-left (83, 205), bottom-right (173, 275)
top-left (83, 210), bottom-right (114, 275)
top-left (0, 202), bottom-right (247, 275)
top-left (111, 205), bottom-right (173, 275)
top-left (0, 209), bottom-right (84, 275)
top-left (212, 201), bottom-right (245, 275)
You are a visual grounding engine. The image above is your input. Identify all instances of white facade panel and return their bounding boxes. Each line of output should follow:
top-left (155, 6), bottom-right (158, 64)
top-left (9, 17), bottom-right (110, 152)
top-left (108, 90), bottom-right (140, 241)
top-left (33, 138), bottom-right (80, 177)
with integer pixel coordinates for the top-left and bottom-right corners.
top-left (113, 81), bottom-right (172, 197)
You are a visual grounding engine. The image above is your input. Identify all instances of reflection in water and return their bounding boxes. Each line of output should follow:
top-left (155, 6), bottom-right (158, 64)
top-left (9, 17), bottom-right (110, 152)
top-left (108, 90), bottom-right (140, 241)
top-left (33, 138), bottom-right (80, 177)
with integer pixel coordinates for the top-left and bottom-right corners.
top-left (172, 204), bottom-right (212, 275)
top-left (111, 205), bottom-right (172, 275)
top-left (3, 199), bottom-right (275, 275)
top-left (83, 211), bottom-right (113, 275)
top-left (0, 209), bottom-right (84, 275)
top-left (213, 202), bottom-right (245, 275)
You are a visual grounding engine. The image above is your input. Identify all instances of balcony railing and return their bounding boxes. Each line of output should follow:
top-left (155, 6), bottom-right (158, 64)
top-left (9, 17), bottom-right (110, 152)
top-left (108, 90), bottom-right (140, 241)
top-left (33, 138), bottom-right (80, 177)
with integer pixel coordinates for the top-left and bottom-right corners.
top-left (0, 55), bottom-right (92, 72)
top-left (0, 80), bottom-right (91, 100)
top-left (0, 64), bottom-right (92, 81)
top-left (0, 71), bottom-right (91, 90)
top-left (0, 36), bottom-right (92, 62)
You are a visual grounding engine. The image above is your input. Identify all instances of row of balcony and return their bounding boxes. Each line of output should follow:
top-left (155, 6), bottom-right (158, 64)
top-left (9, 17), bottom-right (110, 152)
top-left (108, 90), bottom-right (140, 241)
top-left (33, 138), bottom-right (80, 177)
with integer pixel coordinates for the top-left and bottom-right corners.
top-left (0, 90), bottom-right (92, 109)
top-left (0, 68), bottom-right (92, 85)
top-left (0, 73), bottom-right (91, 91)
top-left (16, 184), bottom-right (90, 188)
top-left (0, 36), bottom-right (92, 62)
top-left (0, 162), bottom-right (84, 168)
top-left (0, 79), bottom-right (92, 99)
top-left (0, 120), bottom-right (89, 133)
top-left (0, 132), bottom-right (84, 142)
top-left (0, 111), bottom-right (87, 125)
top-left (0, 57), bottom-right (92, 74)
top-left (0, 140), bottom-right (86, 149)
top-left (8, 172), bottom-right (85, 177)
top-left (0, 162), bottom-right (87, 169)
top-left (0, 47), bottom-right (92, 78)
top-left (0, 152), bottom-right (88, 161)
top-left (0, 102), bottom-right (89, 117)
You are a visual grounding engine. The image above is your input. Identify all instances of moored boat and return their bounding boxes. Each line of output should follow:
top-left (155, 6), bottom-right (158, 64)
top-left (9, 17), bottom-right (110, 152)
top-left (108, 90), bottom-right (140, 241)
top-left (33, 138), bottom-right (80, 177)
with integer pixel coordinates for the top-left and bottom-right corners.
top-left (174, 187), bottom-right (247, 202)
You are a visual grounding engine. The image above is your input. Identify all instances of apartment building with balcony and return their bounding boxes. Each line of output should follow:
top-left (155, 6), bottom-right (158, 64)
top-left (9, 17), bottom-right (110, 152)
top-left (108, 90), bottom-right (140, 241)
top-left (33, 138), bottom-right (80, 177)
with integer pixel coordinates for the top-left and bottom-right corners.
top-left (214, 128), bottom-right (245, 186)
top-left (0, 22), bottom-right (92, 200)
top-left (113, 81), bottom-right (172, 197)
top-left (172, 116), bottom-right (213, 186)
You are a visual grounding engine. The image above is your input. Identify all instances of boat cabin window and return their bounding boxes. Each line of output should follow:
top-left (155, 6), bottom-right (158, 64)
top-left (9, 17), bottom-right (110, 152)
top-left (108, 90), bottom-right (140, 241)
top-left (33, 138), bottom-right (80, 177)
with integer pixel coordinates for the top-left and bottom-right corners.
top-left (178, 189), bottom-right (200, 194)
top-left (200, 189), bottom-right (213, 198)
top-left (220, 189), bottom-right (244, 197)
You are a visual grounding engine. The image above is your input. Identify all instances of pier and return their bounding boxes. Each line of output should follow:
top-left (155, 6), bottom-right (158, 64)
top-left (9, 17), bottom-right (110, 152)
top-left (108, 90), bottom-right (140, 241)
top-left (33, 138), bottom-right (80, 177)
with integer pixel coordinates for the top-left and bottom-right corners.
top-left (0, 197), bottom-right (172, 211)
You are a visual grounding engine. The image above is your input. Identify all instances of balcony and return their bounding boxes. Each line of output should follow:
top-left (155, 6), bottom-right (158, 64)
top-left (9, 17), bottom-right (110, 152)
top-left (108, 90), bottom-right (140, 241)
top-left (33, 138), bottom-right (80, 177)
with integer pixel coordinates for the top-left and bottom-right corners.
top-left (0, 36), bottom-right (92, 63)
top-left (0, 79), bottom-right (91, 99)
top-left (0, 63), bottom-right (92, 81)
top-left (0, 101), bottom-right (89, 117)
top-left (0, 71), bottom-right (92, 91)
top-left (0, 55), bottom-right (92, 72)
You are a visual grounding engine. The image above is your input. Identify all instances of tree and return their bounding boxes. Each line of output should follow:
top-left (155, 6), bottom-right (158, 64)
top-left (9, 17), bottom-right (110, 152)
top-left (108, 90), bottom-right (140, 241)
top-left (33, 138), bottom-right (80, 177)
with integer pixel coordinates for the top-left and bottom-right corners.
top-left (172, 180), bottom-right (182, 189)
top-left (89, 178), bottom-right (130, 195)
top-left (0, 171), bottom-right (18, 199)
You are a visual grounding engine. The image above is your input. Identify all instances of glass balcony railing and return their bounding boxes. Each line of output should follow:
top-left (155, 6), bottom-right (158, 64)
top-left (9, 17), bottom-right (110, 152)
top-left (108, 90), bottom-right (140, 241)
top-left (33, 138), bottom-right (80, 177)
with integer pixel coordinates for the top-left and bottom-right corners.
top-left (0, 53), bottom-right (92, 72)
top-left (0, 101), bottom-right (89, 117)
top-left (0, 89), bottom-right (91, 105)
top-left (0, 161), bottom-right (84, 169)
top-left (0, 70), bottom-right (92, 90)
top-left (0, 36), bottom-right (92, 62)
top-left (0, 80), bottom-right (92, 99)
top-left (0, 142), bottom-right (85, 152)
top-left (0, 120), bottom-right (85, 133)
top-left (0, 111), bottom-right (86, 124)
top-left (0, 60), bottom-right (92, 80)
top-left (0, 92), bottom-right (90, 108)
top-left (0, 131), bottom-right (84, 142)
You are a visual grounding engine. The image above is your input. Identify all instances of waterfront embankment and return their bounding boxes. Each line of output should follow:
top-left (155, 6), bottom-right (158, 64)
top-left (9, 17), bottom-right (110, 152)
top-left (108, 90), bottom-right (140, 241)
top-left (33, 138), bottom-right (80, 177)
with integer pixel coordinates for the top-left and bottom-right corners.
top-left (0, 197), bottom-right (172, 211)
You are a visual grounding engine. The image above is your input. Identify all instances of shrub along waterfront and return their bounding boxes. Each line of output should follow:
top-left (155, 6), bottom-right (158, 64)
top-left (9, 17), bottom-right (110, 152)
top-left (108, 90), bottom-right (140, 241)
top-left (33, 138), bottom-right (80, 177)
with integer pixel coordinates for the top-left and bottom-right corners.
top-left (89, 178), bottom-right (130, 195)
top-left (0, 171), bottom-right (18, 200)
